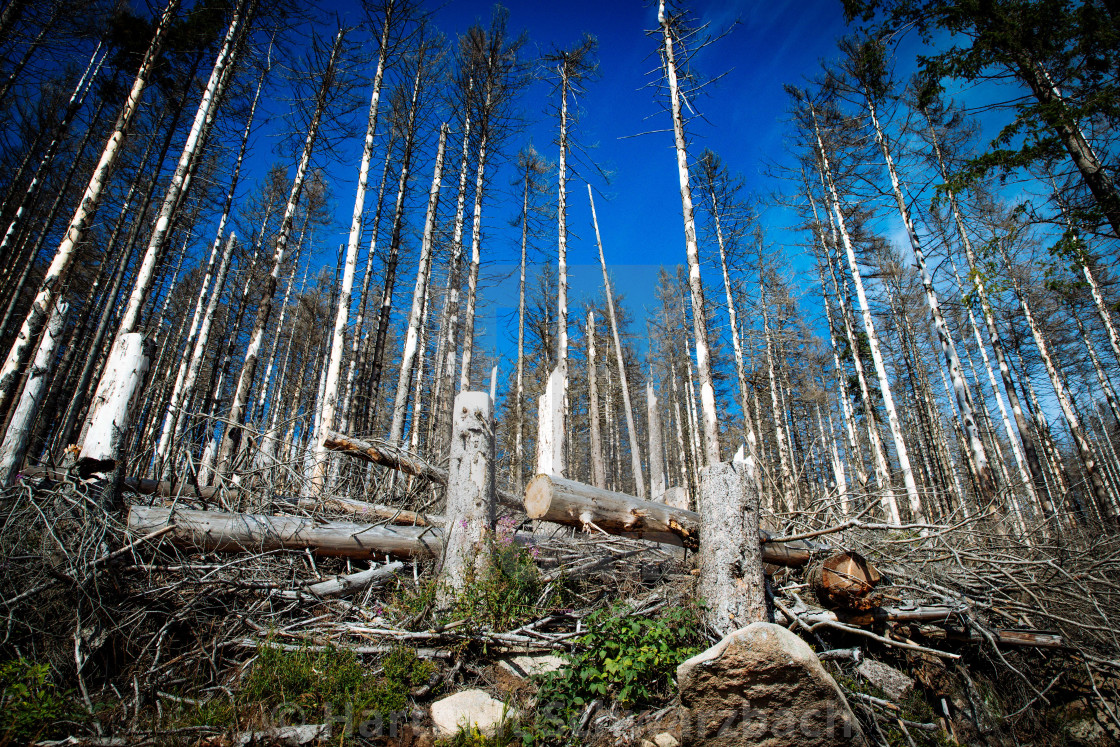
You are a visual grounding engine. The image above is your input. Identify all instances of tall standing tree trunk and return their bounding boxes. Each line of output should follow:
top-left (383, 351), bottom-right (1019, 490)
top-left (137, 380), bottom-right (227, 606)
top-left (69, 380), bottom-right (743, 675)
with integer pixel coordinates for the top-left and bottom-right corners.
top-left (388, 123), bottom-right (448, 445)
top-left (458, 88), bottom-right (493, 394)
top-left (0, 0), bottom-right (180, 418)
top-left (810, 103), bottom-right (918, 523)
top-left (310, 14), bottom-right (395, 482)
top-left (658, 0), bottom-right (720, 465)
top-left (587, 310), bottom-right (606, 489)
top-left (369, 56), bottom-right (425, 420)
top-left (865, 94), bottom-right (995, 499)
top-left (220, 28), bottom-right (345, 476)
top-left (589, 185), bottom-right (646, 498)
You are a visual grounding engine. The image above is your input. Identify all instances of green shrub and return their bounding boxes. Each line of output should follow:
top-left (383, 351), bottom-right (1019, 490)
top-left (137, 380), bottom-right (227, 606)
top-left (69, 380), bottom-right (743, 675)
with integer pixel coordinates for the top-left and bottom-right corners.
top-left (529, 601), bottom-right (706, 743)
top-left (235, 643), bottom-right (434, 730)
top-left (452, 519), bottom-right (558, 631)
top-left (0, 658), bottom-right (84, 743)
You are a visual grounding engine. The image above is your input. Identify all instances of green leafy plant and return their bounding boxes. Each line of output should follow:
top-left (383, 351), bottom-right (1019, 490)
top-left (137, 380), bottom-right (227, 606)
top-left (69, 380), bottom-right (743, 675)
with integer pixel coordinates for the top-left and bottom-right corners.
top-left (528, 601), bottom-right (706, 743)
top-left (452, 518), bottom-right (558, 631)
top-left (0, 658), bottom-right (84, 743)
top-left (235, 642), bottom-right (434, 730)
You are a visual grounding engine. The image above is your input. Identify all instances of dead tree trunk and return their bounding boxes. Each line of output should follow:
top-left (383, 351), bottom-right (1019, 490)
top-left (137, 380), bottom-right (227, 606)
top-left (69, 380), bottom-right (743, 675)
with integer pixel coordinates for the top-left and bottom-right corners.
top-left (698, 460), bottom-right (767, 634)
top-left (436, 391), bottom-right (495, 607)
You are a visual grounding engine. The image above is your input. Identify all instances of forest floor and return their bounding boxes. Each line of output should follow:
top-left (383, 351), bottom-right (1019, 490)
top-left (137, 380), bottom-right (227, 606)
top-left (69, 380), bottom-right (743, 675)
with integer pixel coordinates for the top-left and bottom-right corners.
top-left (2, 464), bottom-right (1120, 746)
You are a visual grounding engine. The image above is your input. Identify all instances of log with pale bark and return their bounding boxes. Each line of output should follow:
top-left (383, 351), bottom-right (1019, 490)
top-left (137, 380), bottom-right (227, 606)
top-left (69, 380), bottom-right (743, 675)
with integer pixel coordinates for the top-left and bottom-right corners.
top-left (523, 473), bottom-right (821, 566)
top-left (128, 506), bottom-right (443, 559)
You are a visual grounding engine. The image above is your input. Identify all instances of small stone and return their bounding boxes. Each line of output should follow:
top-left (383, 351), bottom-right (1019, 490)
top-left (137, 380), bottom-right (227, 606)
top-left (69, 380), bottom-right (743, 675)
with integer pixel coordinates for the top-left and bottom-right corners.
top-left (641, 741), bottom-right (658, 747)
top-left (653, 732), bottom-right (680, 747)
top-left (430, 689), bottom-right (516, 738)
top-left (856, 659), bottom-right (914, 702)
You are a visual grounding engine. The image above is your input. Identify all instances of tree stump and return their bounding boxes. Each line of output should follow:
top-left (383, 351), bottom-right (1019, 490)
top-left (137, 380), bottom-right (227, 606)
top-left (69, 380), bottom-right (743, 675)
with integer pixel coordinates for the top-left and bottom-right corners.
top-left (698, 461), bottom-right (766, 635)
top-left (437, 391), bottom-right (495, 607)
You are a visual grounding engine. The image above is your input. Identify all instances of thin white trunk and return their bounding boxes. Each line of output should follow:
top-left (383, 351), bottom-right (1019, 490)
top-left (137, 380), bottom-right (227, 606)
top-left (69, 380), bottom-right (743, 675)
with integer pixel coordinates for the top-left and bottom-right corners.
top-left (647, 378), bottom-right (666, 500)
top-left (458, 91), bottom-right (492, 393)
top-left (223, 29), bottom-right (344, 473)
top-left (811, 104), bottom-right (913, 523)
top-left (535, 366), bottom-right (563, 477)
top-left (0, 300), bottom-right (66, 485)
top-left (78, 333), bottom-right (149, 477)
top-left (866, 95), bottom-right (994, 498)
top-left (0, 0), bottom-right (179, 417)
top-left (587, 311), bottom-right (606, 489)
top-left (389, 123), bottom-right (448, 445)
top-left (659, 0), bottom-right (719, 465)
top-left (556, 67), bottom-right (570, 465)
top-left (116, 0), bottom-right (249, 338)
top-left (588, 185), bottom-right (646, 498)
top-left (515, 162), bottom-right (529, 493)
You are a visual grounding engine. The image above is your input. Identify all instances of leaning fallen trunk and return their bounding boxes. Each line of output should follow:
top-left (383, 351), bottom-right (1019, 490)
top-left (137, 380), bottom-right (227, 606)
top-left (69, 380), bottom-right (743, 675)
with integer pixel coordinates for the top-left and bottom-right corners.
top-left (323, 428), bottom-right (519, 509)
top-left (128, 506), bottom-right (443, 559)
top-left (524, 473), bottom-right (820, 566)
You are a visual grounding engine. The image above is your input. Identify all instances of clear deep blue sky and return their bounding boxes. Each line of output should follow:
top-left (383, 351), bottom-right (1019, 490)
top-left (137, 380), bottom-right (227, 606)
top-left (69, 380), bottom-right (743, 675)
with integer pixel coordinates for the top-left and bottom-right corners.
top-left (252, 0), bottom-right (854, 366)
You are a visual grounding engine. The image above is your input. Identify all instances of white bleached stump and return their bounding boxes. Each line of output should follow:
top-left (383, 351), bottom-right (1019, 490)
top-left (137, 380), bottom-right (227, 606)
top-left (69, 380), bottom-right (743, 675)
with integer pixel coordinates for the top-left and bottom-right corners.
top-left (78, 333), bottom-right (149, 479)
top-left (698, 461), bottom-right (766, 635)
top-left (437, 391), bottom-right (495, 607)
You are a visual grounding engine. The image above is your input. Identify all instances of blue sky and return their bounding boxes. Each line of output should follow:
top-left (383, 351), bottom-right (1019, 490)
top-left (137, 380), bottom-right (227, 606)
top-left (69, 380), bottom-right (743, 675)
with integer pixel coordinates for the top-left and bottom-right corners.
top-left (241, 0), bottom-right (856, 371)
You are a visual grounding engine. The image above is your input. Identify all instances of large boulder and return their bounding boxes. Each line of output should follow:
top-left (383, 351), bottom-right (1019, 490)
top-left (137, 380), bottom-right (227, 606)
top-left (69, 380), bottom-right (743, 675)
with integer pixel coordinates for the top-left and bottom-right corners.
top-left (676, 622), bottom-right (866, 746)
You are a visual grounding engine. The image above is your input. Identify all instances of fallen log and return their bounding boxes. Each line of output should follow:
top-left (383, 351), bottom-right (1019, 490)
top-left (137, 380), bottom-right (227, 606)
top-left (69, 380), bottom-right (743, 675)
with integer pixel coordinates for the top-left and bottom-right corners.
top-left (323, 429), bottom-right (519, 509)
top-left (20, 467), bottom-right (441, 528)
top-left (281, 561), bottom-right (404, 599)
top-left (524, 473), bottom-right (820, 566)
top-left (808, 551), bottom-right (882, 610)
top-left (128, 506), bottom-right (443, 559)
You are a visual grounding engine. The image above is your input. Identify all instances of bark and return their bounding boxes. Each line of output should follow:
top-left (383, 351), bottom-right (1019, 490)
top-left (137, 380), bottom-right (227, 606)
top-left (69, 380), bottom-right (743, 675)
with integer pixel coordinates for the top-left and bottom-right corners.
top-left (388, 123), bottom-right (448, 445)
top-left (524, 473), bottom-right (815, 566)
top-left (588, 186), bottom-right (645, 497)
top-left (78, 333), bottom-right (149, 478)
top-left (457, 88), bottom-right (493, 393)
top-left (658, 0), bottom-right (720, 465)
top-left (128, 506), bottom-right (443, 559)
top-left (0, 0), bottom-right (180, 417)
top-left (646, 380), bottom-right (666, 500)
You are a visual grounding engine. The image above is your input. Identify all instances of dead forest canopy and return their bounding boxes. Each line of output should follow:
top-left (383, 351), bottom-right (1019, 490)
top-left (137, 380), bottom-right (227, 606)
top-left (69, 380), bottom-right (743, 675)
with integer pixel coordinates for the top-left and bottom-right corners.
top-left (0, 0), bottom-right (1120, 744)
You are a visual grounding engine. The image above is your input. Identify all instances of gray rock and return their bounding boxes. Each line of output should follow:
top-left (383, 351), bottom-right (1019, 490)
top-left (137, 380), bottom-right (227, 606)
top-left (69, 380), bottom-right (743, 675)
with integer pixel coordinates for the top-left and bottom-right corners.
top-left (856, 659), bottom-right (914, 702)
top-left (653, 732), bottom-right (680, 747)
top-left (430, 689), bottom-right (516, 738)
top-left (676, 622), bottom-right (866, 746)
top-left (498, 654), bottom-right (566, 679)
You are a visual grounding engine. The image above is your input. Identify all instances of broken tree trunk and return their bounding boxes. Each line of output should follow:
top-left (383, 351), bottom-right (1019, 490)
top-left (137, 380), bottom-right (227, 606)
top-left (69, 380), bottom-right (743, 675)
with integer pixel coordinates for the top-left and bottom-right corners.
top-left (128, 506), bottom-right (443, 559)
top-left (698, 461), bottom-right (767, 634)
top-left (524, 473), bottom-right (816, 566)
top-left (437, 391), bottom-right (495, 606)
top-left (78, 333), bottom-right (149, 479)
top-left (535, 365), bottom-right (564, 476)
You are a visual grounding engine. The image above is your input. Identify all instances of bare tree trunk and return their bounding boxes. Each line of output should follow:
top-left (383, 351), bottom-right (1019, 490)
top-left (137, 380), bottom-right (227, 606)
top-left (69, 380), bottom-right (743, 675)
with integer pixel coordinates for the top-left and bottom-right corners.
top-left (313, 5), bottom-right (394, 477)
top-left (0, 300), bottom-right (66, 485)
top-left (658, 0), bottom-right (719, 465)
top-left (436, 391), bottom-right (494, 607)
top-left (221, 29), bottom-right (345, 474)
top-left (1003, 248), bottom-right (1116, 519)
top-left (389, 123), bottom-right (448, 445)
top-left (587, 311), bottom-right (606, 489)
top-left (810, 104), bottom-right (917, 523)
top-left (369, 58), bottom-right (425, 417)
top-left (589, 186), bottom-right (646, 498)
top-left (458, 88), bottom-right (493, 394)
top-left (115, 0), bottom-right (251, 341)
top-left (0, 0), bottom-right (180, 417)
top-left (866, 96), bottom-right (994, 499)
